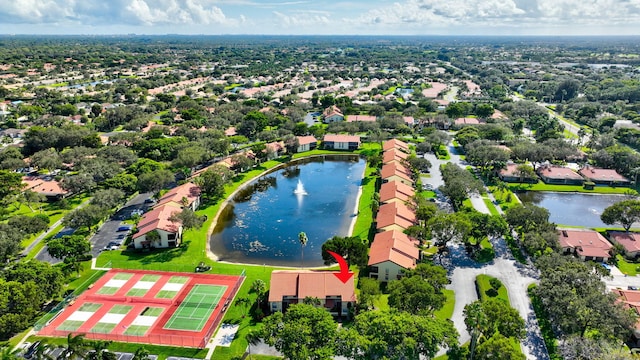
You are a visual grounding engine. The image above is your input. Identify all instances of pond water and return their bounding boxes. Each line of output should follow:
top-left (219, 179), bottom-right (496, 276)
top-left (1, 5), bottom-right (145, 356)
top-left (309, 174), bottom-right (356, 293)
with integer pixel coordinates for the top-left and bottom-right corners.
top-left (209, 156), bottom-right (366, 266)
top-left (516, 191), bottom-right (630, 227)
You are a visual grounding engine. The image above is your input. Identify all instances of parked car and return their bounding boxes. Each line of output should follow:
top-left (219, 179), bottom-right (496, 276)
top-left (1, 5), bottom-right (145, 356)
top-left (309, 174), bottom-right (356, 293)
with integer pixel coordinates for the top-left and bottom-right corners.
top-left (116, 234), bottom-right (126, 240)
top-left (144, 198), bottom-right (156, 204)
top-left (24, 341), bottom-right (40, 359)
top-left (117, 225), bottom-right (132, 232)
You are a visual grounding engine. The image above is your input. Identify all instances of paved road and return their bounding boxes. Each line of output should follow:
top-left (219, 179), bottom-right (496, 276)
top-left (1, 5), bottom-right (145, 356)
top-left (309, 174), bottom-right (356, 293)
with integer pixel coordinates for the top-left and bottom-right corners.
top-left (21, 199), bottom-right (91, 257)
top-left (35, 192), bottom-right (154, 264)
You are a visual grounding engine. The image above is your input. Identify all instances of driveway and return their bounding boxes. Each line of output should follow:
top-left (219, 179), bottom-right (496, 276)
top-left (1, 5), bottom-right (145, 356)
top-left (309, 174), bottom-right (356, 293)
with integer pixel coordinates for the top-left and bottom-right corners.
top-left (35, 192), bottom-right (154, 263)
top-left (443, 241), bottom-right (547, 360)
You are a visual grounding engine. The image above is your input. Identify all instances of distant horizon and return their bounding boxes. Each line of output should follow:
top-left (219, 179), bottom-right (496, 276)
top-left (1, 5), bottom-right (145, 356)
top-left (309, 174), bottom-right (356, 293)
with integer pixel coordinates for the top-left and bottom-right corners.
top-left (2, 34), bottom-right (640, 38)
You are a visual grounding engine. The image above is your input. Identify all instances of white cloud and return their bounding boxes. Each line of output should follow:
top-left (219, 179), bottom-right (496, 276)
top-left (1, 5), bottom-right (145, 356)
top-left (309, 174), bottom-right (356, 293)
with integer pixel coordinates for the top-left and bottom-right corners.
top-left (349, 0), bottom-right (640, 33)
top-left (0, 0), bottom-right (235, 26)
top-left (273, 10), bottom-right (330, 27)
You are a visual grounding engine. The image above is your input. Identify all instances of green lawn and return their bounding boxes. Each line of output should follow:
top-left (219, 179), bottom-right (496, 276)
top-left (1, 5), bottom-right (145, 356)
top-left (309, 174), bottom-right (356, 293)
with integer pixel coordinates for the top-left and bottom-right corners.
top-left (508, 181), bottom-right (637, 195)
top-left (434, 289), bottom-right (455, 320)
top-left (351, 164), bottom-right (378, 241)
top-left (489, 187), bottom-right (520, 211)
top-left (482, 197), bottom-right (499, 216)
top-left (373, 294), bottom-right (389, 311)
top-left (476, 275), bottom-right (509, 303)
top-left (616, 254), bottom-right (640, 276)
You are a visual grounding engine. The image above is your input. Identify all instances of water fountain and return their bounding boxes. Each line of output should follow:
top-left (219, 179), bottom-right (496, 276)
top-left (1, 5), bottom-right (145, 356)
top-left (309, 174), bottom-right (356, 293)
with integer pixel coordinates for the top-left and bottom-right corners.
top-left (293, 179), bottom-right (307, 195)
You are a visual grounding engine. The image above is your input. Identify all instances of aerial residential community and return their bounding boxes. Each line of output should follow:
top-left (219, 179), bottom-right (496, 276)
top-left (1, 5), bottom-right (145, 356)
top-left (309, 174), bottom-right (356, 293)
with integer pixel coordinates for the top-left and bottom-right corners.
top-left (0, 4), bottom-right (640, 360)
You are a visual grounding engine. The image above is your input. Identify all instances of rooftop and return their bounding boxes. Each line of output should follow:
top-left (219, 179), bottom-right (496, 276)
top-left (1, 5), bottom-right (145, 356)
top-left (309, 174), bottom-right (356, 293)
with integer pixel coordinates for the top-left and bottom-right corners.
top-left (537, 166), bottom-right (583, 180)
top-left (268, 270), bottom-right (356, 303)
top-left (379, 180), bottom-right (415, 203)
top-left (297, 135), bottom-right (317, 146)
top-left (133, 203), bottom-right (182, 239)
top-left (323, 134), bottom-right (361, 143)
top-left (579, 166), bottom-right (629, 182)
top-left (609, 231), bottom-right (640, 253)
top-left (376, 201), bottom-right (416, 230)
top-left (558, 229), bottom-right (613, 258)
top-left (368, 230), bottom-right (419, 268)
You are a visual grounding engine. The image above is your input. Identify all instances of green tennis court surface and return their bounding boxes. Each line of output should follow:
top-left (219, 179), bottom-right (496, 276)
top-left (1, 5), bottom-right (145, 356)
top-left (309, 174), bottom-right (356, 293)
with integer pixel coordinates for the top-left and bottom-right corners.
top-left (113, 273), bottom-right (134, 280)
top-left (109, 305), bottom-right (133, 314)
top-left (91, 322), bottom-right (117, 334)
top-left (141, 274), bottom-right (161, 282)
top-left (57, 320), bottom-right (84, 332)
top-left (155, 290), bottom-right (178, 299)
top-left (141, 307), bottom-right (164, 316)
top-left (79, 303), bottom-right (102, 312)
top-left (126, 287), bottom-right (149, 297)
top-left (168, 276), bottom-right (189, 284)
top-left (124, 325), bottom-right (150, 336)
top-left (96, 286), bottom-right (119, 295)
top-left (163, 284), bottom-right (227, 331)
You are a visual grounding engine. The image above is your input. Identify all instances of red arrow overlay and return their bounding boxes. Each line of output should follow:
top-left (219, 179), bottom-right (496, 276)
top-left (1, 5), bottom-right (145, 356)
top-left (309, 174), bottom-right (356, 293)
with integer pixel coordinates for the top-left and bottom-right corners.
top-left (326, 250), bottom-right (354, 284)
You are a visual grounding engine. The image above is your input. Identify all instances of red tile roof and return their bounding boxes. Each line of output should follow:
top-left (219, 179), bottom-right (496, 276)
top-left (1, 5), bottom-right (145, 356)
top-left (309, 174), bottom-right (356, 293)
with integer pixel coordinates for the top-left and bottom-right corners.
top-left (381, 162), bottom-right (413, 182)
top-left (579, 167), bottom-right (629, 183)
top-left (609, 231), bottom-right (640, 254)
top-left (265, 141), bottom-right (285, 153)
top-left (376, 202), bottom-right (416, 230)
top-left (346, 115), bottom-right (377, 122)
top-left (558, 229), bottom-right (613, 258)
top-left (268, 270), bottom-right (356, 303)
top-left (323, 105), bottom-right (342, 118)
top-left (499, 163), bottom-right (533, 177)
top-left (537, 166), bottom-right (583, 180)
top-left (368, 230), bottom-right (419, 268)
top-left (383, 139), bottom-right (409, 152)
top-left (157, 182), bottom-right (201, 208)
top-left (403, 116), bottom-right (415, 125)
top-left (22, 176), bottom-right (68, 196)
top-left (133, 203), bottom-right (181, 239)
top-left (379, 180), bottom-right (415, 203)
top-left (323, 134), bottom-right (361, 143)
top-left (454, 117), bottom-right (485, 125)
top-left (297, 135), bottom-right (317, 146)
top-left (224, 127), bottom-right (237, 136)
top-left (382, 148), bottom-right (409, 163)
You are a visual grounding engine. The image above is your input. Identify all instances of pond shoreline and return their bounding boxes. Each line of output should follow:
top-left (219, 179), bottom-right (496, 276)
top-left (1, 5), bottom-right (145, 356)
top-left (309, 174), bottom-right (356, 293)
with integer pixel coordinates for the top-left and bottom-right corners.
top-left (205, 154), bottom-right (365, 266)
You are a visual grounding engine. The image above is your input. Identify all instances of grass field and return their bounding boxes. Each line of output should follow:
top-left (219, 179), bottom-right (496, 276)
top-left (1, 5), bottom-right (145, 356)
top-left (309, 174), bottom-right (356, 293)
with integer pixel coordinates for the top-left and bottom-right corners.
top-left (476, 274), bottom-right (509, 303)
top-left (434, 289), bottom-right (455, 320)
top-left (616, 254), bottom-right (640, 276)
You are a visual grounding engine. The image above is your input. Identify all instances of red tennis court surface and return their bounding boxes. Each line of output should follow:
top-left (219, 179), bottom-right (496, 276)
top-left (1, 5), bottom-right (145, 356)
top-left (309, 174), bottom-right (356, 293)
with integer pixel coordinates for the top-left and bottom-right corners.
top-left (38, 269), bottom-right (244, 348)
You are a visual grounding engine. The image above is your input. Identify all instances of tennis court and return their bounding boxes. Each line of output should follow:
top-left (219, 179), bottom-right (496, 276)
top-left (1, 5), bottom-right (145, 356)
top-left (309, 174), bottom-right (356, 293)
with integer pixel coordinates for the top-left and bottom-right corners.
top-left (38, 269), bottom-right (244, 348)
top-left (163, 284), bottom-right (227, 331)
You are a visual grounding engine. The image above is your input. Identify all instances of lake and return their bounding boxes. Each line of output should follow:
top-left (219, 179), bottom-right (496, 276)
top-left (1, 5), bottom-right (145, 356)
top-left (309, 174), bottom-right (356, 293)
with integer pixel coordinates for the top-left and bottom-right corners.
top-left (209, 155), bottom-right (366, 266)
top-left (516, 191), bottom-right (630, 228)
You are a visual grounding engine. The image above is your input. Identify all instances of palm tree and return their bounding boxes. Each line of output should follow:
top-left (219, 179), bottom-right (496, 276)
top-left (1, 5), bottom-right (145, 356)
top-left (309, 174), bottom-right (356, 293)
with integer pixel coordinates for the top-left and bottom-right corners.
top-left (250, 279), bottom-right (267, 308)
top-left (57, 333), bottom-right (89, 360)
top-left (0, 346), bottom-right (21, 360)
top-left (298, 232), bottom-right (308, 268)
top-left (234, 297), bottom-right (251, 318)
top-left (86, 340), bottom-right (112, 360)
top-left (32, 341), bottom-right (54, 360)
top-left (132, 347), bottom-right (150, 360)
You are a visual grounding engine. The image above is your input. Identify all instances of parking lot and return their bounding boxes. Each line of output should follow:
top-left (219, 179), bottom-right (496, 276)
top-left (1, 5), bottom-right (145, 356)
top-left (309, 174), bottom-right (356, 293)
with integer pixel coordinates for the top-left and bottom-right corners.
top-left (35, 192), bottom-right (154, 264)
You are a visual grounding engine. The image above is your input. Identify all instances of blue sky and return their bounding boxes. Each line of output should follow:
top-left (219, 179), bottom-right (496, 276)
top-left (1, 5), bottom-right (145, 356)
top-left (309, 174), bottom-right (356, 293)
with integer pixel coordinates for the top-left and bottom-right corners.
top-left (0, 0), bottom-right (638, 35)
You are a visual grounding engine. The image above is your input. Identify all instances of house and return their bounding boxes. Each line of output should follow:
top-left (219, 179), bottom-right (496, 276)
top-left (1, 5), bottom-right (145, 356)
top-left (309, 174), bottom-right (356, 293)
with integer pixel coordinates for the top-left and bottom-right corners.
top-left (611, 289), bottom-right (640, 345)
top-left (382, 148), bottom-right (409, 164)
top-left (156, 182), bottom-right (201, 211)
top-left (346, 115), bottom-right (377, 122)
top-left (265, 141), bottom-right (285, 160)
top-left (383, 139), bottom-right (410, 153)
top-left (579, 166), bottom-right (630, 186)
top-left (403, 116), bottom-right (415, 126)
top-left (322, 134), bottom-right (361, 150)
top-left (296, 135), bottom-right (317, 153)
top-left (379, 180), bottom-right (415, 205)
top-left (454, 117), bottom-right (485, 126)
top-left (558, 229), bottom-right (613, 262)
top-left (224, 127), bottom-right (237, 137)
top-left (537, 165), bottom-right (584, 185)
top-left (268, 270), bottom-right (356, 317)
top-left (22, 176), bottom-right (69, 201)
top-left (132, 203), bottom-right (182, 249)
top-left (0, 128), bottom-right (27, 139)
top-left (498, 163), bottom-right (537, 183)
top-left (608, 231), bottom-right (640, 258)
top-left (322, 105), bottom-right (344, 123)
top-left (381, 162), bottom-right (414, 186)
top-left (368, 230), bottom-right (420, 282)
top-left (376, 201), bottom-right (416, 232)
